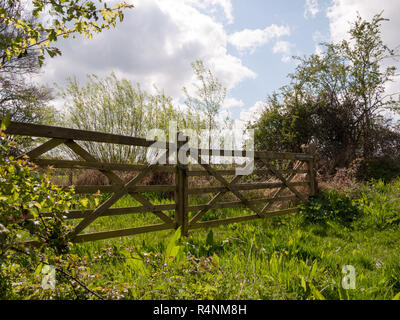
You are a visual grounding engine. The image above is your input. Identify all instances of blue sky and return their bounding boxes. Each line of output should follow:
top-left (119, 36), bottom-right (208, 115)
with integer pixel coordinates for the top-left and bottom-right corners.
top-left (39, 0), bottom-right (400, 126)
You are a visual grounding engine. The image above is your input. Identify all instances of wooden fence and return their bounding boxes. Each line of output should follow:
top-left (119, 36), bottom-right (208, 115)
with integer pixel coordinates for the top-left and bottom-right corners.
top-left (5, 121), bottom-right (318, 242)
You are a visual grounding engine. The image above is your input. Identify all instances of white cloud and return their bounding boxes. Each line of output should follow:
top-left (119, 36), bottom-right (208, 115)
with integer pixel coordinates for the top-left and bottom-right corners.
top-left (188, 0), bottom-right (234, 24)
top-left (312, 31), bottom-right (328, 56)
top-left (238, 100), bottom-right (265, 128)
top-left (327, 0), bottom-right (400, 47)
top-left (273, 41), bottom-right (294, 63)
top-left (228, 24), bottom-right (290, 54)
top-left (223, 97), bottom-right (244, 109)
top-left (37, 0), bottom-right (255, 104)
top-left (304, 0), bottom-right (320, 19)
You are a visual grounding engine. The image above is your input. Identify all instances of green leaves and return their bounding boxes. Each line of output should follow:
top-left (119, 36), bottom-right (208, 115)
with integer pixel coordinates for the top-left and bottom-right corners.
top-left (165, 227), bottom-right (185, 263)
top-left (299, 190), bottom-right (362, 225)
top-left (0, 118), bottom-right (11, 131)
top-left (1, 1), bottom-right (134, 68)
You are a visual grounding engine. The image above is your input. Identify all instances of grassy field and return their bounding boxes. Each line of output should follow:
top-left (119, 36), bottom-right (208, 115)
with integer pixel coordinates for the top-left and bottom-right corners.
top-left (67, 178), bottom-right (400, 300)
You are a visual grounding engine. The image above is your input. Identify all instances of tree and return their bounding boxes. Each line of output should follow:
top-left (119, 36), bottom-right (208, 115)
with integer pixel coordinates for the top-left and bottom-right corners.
top-left (252, 13), bottom-right (400, 172)
top-left (183, 60), bottom-right (227, 161)
top-left (1, 0), bottom-right (133, 124)
top-left (0, 0), bottom-right (55, 123)
top-left (0, 0), bottom-right (134, 68)
top-left (0, 123), bottom-right (104, 299)
top-left (59, 73), bottom-right (189, 163)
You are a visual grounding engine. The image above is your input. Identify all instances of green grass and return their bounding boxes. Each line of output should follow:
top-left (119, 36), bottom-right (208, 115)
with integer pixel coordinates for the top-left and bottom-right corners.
top-left (68, 178), bottom-right (400, 300)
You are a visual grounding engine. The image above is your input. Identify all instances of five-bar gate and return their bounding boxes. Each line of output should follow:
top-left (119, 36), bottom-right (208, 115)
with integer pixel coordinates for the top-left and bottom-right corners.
top-left (5, 121), bottom-right (318, 242)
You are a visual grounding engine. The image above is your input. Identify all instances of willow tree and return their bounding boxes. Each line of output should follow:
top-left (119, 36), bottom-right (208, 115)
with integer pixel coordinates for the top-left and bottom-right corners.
top-left (59, 73), bottom-right (191, 163)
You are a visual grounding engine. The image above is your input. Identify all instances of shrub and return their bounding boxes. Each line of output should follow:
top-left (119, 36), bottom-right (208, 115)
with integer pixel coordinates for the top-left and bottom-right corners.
top-left (0, 127), bottom-right (103, 299)
top-left (356, 156), bottom-right (400, 182)
top-left (298, 190), bottom-right (361, 225)
top-left (355, 179), bottom-right (400, 230)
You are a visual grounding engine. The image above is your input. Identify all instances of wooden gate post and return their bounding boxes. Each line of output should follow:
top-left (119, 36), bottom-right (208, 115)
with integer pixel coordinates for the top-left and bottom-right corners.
top-left (175, 132), bottom-right (189, 236)
top-left (305, 144), bottom-right (318, 195)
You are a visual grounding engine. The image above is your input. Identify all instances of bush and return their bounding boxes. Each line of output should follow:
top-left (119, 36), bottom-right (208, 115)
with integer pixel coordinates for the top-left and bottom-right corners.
top-left (298, 190), bottom-right (361, 225)
top-left (355, 179), bottom-right (400, 230)
top-left (356, 156), bottom-right (400, 182)
top-left (0, 127), bottom-right (104, 299)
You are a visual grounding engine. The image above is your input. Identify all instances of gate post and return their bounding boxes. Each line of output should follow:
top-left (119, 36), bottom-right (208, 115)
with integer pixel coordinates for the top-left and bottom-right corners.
top-left (175, 132), bottom-right (189, 236)
top-left (305, 144), bottom-right (318, 195)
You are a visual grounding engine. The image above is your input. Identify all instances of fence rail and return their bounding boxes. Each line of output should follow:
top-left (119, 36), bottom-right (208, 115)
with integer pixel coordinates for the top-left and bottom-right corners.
top-left (4, 121), bottom-right (318, 243)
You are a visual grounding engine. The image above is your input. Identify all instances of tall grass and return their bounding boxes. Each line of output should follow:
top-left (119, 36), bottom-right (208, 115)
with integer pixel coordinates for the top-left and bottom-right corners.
top-left (68, 178), bottom-right (400, 300)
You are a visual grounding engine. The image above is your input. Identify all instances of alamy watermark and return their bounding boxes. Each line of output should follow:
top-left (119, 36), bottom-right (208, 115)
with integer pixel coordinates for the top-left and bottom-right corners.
top-left (145, 121), bottom-right (255, 175)
top-left (41, 265), bottom-right (56, 290)
top-left (341, 265), bottom-right (356, 290)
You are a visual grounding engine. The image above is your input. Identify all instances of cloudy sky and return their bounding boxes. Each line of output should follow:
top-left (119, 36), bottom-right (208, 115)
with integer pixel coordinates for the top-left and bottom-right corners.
top-left (38, 0), bottom-right (400, 127)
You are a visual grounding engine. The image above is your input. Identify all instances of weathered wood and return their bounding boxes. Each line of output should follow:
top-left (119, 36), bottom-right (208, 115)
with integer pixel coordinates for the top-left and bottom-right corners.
top-left (5, 121), bottom-right (172, 148)
top-left (7, 120), bottom-right (312, 160)
top-left (198, 161), bottom-right (265, 218)
top-left (41, 204), bottom-right (176, 219)
top-left (189, 175), bottom-right (242, 225)
top-left (189, 208), bottom-right (298, 229)
top-left (129, 192), bottom-right (173, 224)
top-left (260, 159), bottom-right (308, 203)
top-left (255, 151), bottom-right (313, 161)
top-left (188, 195), bottom-right (298, 212)
top-left (7, 121), bottom-right (315, 241)
top-left (175, 133), bottom-right (189, 235)
top-left (190, 147), bottom-right (313, 161)
top-left (260, 161), bottom-right (303, 214)
top-left (24, 138), bottom-right (67, 159)
top-left (69, 164), bottom-right (156, 238)
top-left (34, 159), bottom-right (175, 172)
top-left (188, 181), bottom-right (310, 195)
top-left (64, 140), bottom-right (123, 186)
top-left (71, 185), bottom-right (176, 194)
top-left (65, 141), bottom-right (175, 225)
top-left (73, 223), bottom-right (175, 242)
top-left (304, 144), bottom-right (318, 195)
top-left (187, 168), bottom-right (309, 176)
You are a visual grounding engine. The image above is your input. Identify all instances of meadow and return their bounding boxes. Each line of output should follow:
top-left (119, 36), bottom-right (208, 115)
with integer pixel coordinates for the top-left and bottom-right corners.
top-left (66, 178), bottom-right (400, 300)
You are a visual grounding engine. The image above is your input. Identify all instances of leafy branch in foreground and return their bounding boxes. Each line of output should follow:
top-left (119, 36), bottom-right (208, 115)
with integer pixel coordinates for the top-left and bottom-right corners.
top-left (0, 124), bottom-right (104, 299)
top-left (0, 0), bottom-right (134, 68)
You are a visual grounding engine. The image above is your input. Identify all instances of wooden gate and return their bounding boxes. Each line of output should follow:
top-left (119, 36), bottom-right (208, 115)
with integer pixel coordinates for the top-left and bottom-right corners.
top-left (5, 121), bottom-right (317, 242)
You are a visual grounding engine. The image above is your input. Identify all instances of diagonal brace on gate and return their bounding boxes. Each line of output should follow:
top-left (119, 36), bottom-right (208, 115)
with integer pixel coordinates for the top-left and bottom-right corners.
top-left (191, 154), bottom-right (266, 223)
top-left (259, 160), bottom-right (306, 215)
top-left (63, 140), bottom-right (173, 237)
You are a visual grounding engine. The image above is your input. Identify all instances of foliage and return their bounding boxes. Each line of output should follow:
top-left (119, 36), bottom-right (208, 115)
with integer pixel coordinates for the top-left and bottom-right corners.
top-left (0, 127), bottom-right (104, 299)
top-left (251, 13), bottom-right (400, 172)
top-left (0, 0), bottom-right (132, 125)
top-left (183, 59), bottom-right (232, 157)
top-left (298, 190), bottom-right (361, 225)
top-left (0, 0), bottom-right (57, 124)
top-left (2, 153), bottom-right (400, 299)
top-left (356, 156), bottom-right (400, 182)
top-left (355, 179), bottom-right (400, 230)
top-left (183, 60), bottom-right (227, 132)
top-left (251, 93), bottom-right (315, 153)
top-left (0, 0), bottom-right (133, 68)
top-left (52, 177), bottom-right (400, 300)
top-left (58, 72), bottom-right (206, 163)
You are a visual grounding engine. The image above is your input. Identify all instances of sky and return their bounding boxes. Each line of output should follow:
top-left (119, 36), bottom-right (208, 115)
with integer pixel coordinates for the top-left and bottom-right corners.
top-left (37, 0), bottom-right (400, 129)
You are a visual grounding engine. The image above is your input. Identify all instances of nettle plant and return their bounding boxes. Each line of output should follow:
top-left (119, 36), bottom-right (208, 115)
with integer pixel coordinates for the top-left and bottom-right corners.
top-left (0, 125), bottom-right (104, 299)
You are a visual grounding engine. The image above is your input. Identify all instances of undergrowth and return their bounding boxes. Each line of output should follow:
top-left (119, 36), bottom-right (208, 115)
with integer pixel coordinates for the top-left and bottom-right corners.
top-left (59, 178), bottom-right (400, 300)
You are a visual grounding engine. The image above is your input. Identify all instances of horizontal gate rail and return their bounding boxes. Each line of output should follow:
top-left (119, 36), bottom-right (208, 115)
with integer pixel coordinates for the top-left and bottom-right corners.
top-left (188, 182), bottom-right (310, 194)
